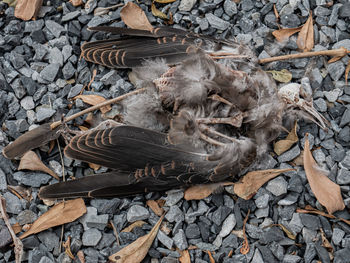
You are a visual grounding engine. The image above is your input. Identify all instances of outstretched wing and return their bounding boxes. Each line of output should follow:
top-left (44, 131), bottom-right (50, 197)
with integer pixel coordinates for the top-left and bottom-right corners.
top-left (81, 26), bottom-right (238, 68)
top-left (39, 126), bottom-right (223, 199)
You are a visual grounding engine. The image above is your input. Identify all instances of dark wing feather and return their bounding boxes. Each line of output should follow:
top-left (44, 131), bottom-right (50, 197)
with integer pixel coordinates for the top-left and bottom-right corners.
top-left (2, 124), bottom-right (61, 159)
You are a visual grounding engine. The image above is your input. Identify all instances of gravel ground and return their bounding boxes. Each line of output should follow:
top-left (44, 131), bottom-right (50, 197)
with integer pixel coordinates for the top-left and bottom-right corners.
top-left (1, 0), bottom-right (350, 262)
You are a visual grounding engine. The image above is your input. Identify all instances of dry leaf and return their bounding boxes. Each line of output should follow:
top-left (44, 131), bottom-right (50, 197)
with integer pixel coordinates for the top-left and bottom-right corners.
top-left (120, 2), bottom-right (153, 31)
top-left (15, 0), bottom-right (42, 20)
top-left (274, 121), bottom-right (298, 155)
top-left (20, 198), bottom-right (86, 239)
top-left (292, 150), bottom-right (304, 166)
top-left (154, 0), bottom-right (176, 3)
top-left (77, 251), bottom-right (85, 263)
top-left (74, 94), bottom-right (111, 114)
top-left (206, 251), bottom-right (215, 263)
top-left (231, 229), bottom-right (244, 239)
top-left (184, 182), bottom-right (234, 200)
top-left (240, 210), bottom-right (250, 255)
top-left (11, 223), bottom-right (22, 234)
top-left (3, 0), bottom-right (17, 6)
top-left (303, 134), bottom-right (345, 214)
top-left (297, 205), bottom-right (350, 225)
top-left (273, 4), bottom-right (279, 21)
top-left (151, 3), bottom-right (168, 20)
top-left (88, 162), bottom-right (101, 171)
top-left (272, 27), bottom-right (302, 42)
top-left (266, 224), bottom-right (296, 240)
top-left (121, 221), bottom-right (147, 232)
top-left (63, 236), bottom-right (75, 260)
top-left (179, 250), bottom-right (191, 263)
top-left (267, 69), bottom-right (293, 83)
top-left (233, 168), bottom-right (295, 200)
top-left (18, 151), bottom-right (60, 180)
top-left (8, 185), bottom-right (32, 202)
top-left (70, 0), bottom-right (83, 6)
top-left (328, 56), bottom-right (343, 63)
top-left (146, 200), bottom-right (164, 216)
top-left (345, 59), bottom-right (350, 85)
top-left (109, 214), bottom-right (164, 263)
top-left (297, 12), bottom-right (314, 52)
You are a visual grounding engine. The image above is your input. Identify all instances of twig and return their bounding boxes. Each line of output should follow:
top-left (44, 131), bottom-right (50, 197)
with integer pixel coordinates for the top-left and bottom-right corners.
top-left (110, 220), bottom-right (120, 246)
top-left (50, 88), bottom-right (146, 129)
top-left (259, 47), bottom-right (349, 64)
top-left (0, 195), bottom-right (23, 263)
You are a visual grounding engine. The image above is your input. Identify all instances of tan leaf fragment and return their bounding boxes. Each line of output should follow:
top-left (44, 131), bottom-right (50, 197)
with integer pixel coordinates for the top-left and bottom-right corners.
top-left (19, 151), bottom-right (60, 180)
top-left (8, 185), bottom-right (32, 202)
top-left (154, 0), bottom-right (177, 3)
top-left (303, 134), bottom-right (345, 214)
top-left (231, 229), bottom-right (244, 239)
top-left (267, 69), bottom-right (293, 83)
top-left (206, 250), bottom-right (215, 263)
top-left (109, 214), bottom-right (165, 263)
top-left (146, 200), bottom-right (164, 216)
top-left (88, 162), bottom-right (101, 171)
top-left (266, 224), bottom-right (296, 240)
top-left (77, 251), bottom-right (85, 263)
top-left (273, 4), bottom-right (279, 21)
top-left (345, 59), bottom-right (350, 85)
top-left (74, 94), bottom-right (111, 114)
top-left (15, 0), bottom-right (42, 20)
top-left (240, 210), bottom-right (250, 255)
top-left (11, 222), bottom-right (22, 234)
top-left (121, 221), bottom-right (147, 233)
top-left (274, 121), bottom-right (298, 155)
top-left (233, 168), bottom-right (295, 200)
top-left (272, 27), bottom-right (302, 42)
top-left (184, 182), bottom-right (234, 200)
top-left (328, 56), bottom-right (343, 63)
top-left (151, 3), bottom-right (168, 20)
top-left (297, 12), bottom-right (314, 52)
top-left (120, 2), bottom-right (153, 31)
top-left (179, 250), bottom-right (191, 263)
top-left (292, 150), bottom-right (304, 166)
top-left (63, 236), bottom-right (75, 260)
top-left (70, 0), bottom-right (83, 6)
top-left (3, 0), bottom-right (17, 6)
top-left (20, 198), bottom-right (86, 239)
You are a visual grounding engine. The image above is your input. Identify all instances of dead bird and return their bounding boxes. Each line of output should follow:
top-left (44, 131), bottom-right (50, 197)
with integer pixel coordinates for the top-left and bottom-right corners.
top-left (2, 26), bottom-right (329, 199)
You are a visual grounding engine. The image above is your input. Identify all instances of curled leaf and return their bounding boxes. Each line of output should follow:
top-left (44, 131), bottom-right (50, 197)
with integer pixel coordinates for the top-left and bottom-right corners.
top-left (274, 121), bottom-right (298, 155)
top-left (15, 0), bottom-right (42, 20)
top-left (267, 69), bottom-right (293, 83)
top-left (121, 221), bottom-right (147, 233)
top-left (120, 2), bottom-right (153, 31)
top-left (74, 94), bottom-right (111, 114)
top-left (233, 168), bottom-right (295, 200)
top-left (109, 214), bottom-right (164, 263)
top-left (303, 134), bottom-right (345, 214)
top-left (272, 27), bottom-right (302, 42)
top-left (297, 12), bottom-right (314, 52)
top-left (20, 198), bottom-right (86, 239)
top-left (151, 3), bottom-right (168, 20)
top-left (19, 151), bottom-right (60, 180)
top-left (184, 182), bottom-right (234, 200)
top-left (146, 200), bottom-right (164, 216)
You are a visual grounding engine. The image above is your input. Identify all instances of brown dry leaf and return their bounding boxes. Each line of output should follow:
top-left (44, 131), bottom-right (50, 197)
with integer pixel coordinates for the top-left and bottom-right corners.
top-left (15, 0), bottom-right (42, 20)
top-left (11, 223), bottom-right (22, 234)
top-left (121, 221), bottom-right (147, 233)
top-left (8, 185), bottom-right (32, 202)
top-left (240, 210), bottom-right (250, 255)
top-left (120, 2), bottom-right (153, 31)
top-left (184, 182), bottom-right (234, 200)
top-left (74, 94), bottom-right (111, 114)
top-left (179, 250), bottom-right (191, 263)
top-left (88, 162), bottom-right (101, 171)
top-left (109, 214), bottom-right (165, 263)
top-left (233, 168), bottom-right (295, 200)
top-left (206, 251), bottom-right (215, 263)
top-left (345, 59), bottom-right (350, 85)
top-left (154, 0), bottom-right (177, 3)
top-left (70, 0), bottom-right (83, 6)
top-left (146, 200), bottom-right (164, 216)
top-left (297, 12), bottom-right (314, 52)
top-left (320, 228), bottom-right (333, 253)
top-left (274, 121), bottom-right (298, 155)
top-left (292, 150), bottom-right (304, 166)
top-left (231, 229), bottom-right (244, 239)
top-left (151, 3), bottom-right (168, 20)
top-left (19, 150), bottom-right (60, 180)
top-left (63, 236), bottom-right (75, 260)
top-left (267, 69), bottom-right (293, 83)
top-left (272, 27), bottom-right (302, 42)
top-left (20, 198), bottom-right (86, 239)
top-left (328, 56), bottom-right (343, 63)
top-left (303, 134), bottom-right (345, 214)
top-left (3, 0), bottom-right (17, 7)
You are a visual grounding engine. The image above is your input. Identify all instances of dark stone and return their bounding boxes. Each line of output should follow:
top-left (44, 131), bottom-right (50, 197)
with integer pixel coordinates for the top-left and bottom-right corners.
top-left (260, 227), bottom-right (285, 244)
top-left (299, 214), bottom-right (321, 230)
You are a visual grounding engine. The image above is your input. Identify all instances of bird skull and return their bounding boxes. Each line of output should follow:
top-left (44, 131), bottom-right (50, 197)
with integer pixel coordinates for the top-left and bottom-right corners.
top-left (278, 83), bottom-right (329, 130)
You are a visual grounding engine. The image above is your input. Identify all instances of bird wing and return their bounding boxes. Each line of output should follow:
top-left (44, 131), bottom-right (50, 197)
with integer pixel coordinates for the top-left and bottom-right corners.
top-left (81, 26), bottom-right (238, 68)
top-left (39, 125), bottom-right (220, 199)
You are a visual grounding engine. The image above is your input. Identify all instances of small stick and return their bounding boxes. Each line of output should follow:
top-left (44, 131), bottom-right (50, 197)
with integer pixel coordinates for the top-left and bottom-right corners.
top-left (0, 195), bottom-right (23, 263)
top-left (110, 220), bottom-right (120, 247)
top-left (259, 47), bottom-right (349, 64)
top-left (199, 132), bottom-right (225, 147)
top-left (50, 88), bottom-right (146, 130)
top-left (200, 125), bottom-right (237, 143)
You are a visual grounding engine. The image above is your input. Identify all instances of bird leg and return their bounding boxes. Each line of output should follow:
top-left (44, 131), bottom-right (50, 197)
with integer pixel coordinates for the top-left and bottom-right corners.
top-left (208, 94), bottom-right (234, 107)
top-left (209, 52), bottom-right (248, 60)
top-left (199, 132), bottom-right (225, 147)
top-left (199, 125), bottom-right (238, 143)
top-left (196, 113), bottom-right (243, 128)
